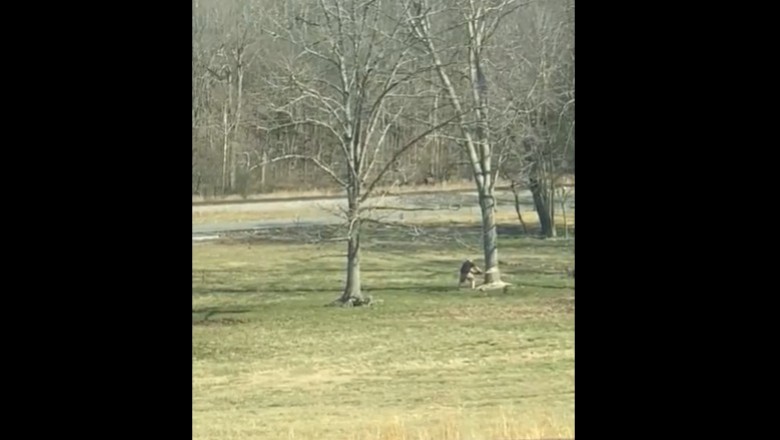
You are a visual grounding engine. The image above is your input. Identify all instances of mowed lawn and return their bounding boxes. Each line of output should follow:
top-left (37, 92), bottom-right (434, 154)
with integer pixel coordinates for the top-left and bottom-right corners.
top-left (192, 224), bottom-right (575, 439)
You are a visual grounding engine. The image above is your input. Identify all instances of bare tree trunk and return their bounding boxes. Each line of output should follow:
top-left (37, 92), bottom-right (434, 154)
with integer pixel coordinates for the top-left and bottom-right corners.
top-left (230, 61), bottom-right (244, 192)
top-left (342, 215), bottom-right (362, 300)
top-left (560, 193), bottom-right (568, 238)
top-left (229, 145), bottom-right (237, 191)
top-left (221, 101), bottom-right (229, 193)
top-left (556, 182), bottom-right (573, 239)
top-left (510, 182), bottom-right (529, 234)
top-left (334, 179), bottom-right (368, 306)
top-left (227, 69), bottom-right (235, 192)
top-left (260, 150), bottom-right (267, 190)
top-left (548, 182), bottom-right (557, 238)
top-left (530, 177), bottom-right (554, 237)
top-left (479, 190), bottom-right (500, 283)
top-left (523, 137), bottom-right (558, 238)
top-left (429, 93), bottom-right (437, 178)
top-left (194, 173), bottom-right (202, 195)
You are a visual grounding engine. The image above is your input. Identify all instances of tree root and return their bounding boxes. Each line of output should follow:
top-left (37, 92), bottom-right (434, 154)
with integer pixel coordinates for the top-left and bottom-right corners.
top-left (325, 295), bottom-right (374, 307)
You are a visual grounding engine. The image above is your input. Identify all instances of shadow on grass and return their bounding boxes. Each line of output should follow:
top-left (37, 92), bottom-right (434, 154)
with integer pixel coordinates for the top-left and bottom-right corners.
top-left (192, 306), bottom-right (252, 324)
top-left (194, 284), bottom-right (461, 296)
top-left (192, 286), bottom-right (258, 295)
top-left (512, 281), bottom-right (574, 290)
top-left (252, 286), bottom-right (342, 294)
top-left (367, 284), bottom-right (457, 294)
top-left (192, 306), bottom-right (252, 315)
top-left (237, 284), bottom-right (514, 297)
top-left (194, 270), bottom-right (570, 296)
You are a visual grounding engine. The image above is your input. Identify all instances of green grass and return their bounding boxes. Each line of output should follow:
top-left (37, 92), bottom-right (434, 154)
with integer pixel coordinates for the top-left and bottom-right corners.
top-left (193, 224), bottom-right (574, 439)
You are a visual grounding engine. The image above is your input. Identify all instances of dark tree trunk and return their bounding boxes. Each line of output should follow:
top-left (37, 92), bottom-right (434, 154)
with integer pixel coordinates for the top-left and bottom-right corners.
top-left (530, 177), bottom-right (555, 238)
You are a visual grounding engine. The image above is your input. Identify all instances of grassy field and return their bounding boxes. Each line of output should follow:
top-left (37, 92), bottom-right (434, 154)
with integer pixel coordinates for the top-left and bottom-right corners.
top-left (192, 206), bottom-right (337, 225)
top-left (193, 223), bottom-right (574, 439)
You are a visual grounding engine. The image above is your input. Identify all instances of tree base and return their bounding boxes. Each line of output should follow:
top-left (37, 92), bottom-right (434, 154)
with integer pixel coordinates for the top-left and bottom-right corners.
top-left (325, 294), bottom-right (374, 307)
top-left (476, 281), bottom-right (512, 293)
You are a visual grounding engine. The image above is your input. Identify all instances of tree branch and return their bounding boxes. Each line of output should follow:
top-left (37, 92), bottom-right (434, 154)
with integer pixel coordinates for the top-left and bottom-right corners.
top-left (359, 205), bottom-right (456, 213)
top-left (362, 107), bottom-right (404, 182)
top-left (360, 111), bottom-right (463, 203)
top-left (256, 118), bottom-right (342, 144)
top-left (248, 154), bottom-right (346, 187)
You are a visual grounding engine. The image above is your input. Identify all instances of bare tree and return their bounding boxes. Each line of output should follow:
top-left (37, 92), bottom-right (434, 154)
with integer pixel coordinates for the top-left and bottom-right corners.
top-left (493, 0), bottom-right (574, 238)
top-left (408, 0), bottom-right (522, 289)
top-left (496, 142), bottom-right (534, 234)
top-left (193, 0), bottom-right (263, 196)
top-left (256, 0), bottom-right (458, 306)
top-left (554, 171), bottom-right (574, 238)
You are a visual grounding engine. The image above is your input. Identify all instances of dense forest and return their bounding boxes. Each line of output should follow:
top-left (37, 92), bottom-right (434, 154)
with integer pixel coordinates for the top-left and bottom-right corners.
top-left (192, 0), bottom-right (573, 198)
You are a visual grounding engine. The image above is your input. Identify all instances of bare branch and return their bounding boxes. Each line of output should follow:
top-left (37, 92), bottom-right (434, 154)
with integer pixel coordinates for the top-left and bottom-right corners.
top-left (248, 154), bottom-right (346, 187)
top-left (256, 118), bottom-right (342, 144)
top-left (359, 205), bottom-right (459, 213)
top-left (288, 76), bottom-right (348, 132)
top-left (452, 232), bottom-right (481, 253)
top-left (360, 111), bottom-right (463, 203)
top-left (360, 217), bottom-right (421, 229)
top-left (361, 106), bottom-right (404, 182)
top-left (301, 46), bottom-right (342, 70)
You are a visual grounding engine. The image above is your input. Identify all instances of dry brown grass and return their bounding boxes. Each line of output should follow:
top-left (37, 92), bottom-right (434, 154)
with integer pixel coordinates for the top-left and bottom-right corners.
top-left (193, 230), bottom-right (574, 440)
top-left (191, 206), bottom-right (338, 224)
top-left (346, 409), bottom-right (574, 440)
top-left (192, 206), bottom-right (574, 231)
top-left (192, 179), bottom-right (486, 204)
